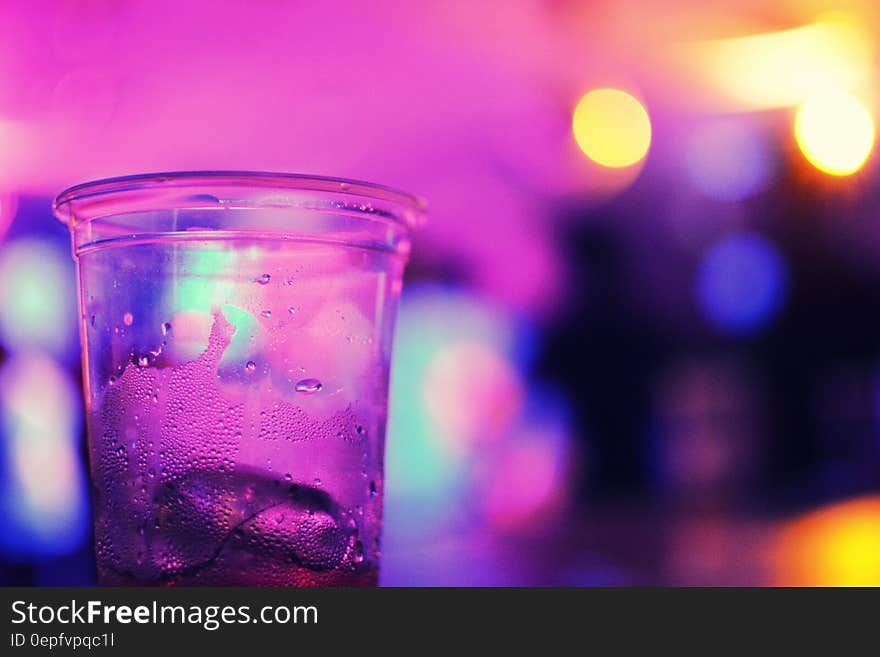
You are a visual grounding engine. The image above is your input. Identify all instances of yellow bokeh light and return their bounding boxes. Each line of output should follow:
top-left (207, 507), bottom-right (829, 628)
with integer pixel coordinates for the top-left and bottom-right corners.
top-left (773, 496), bottom-right (880, 586)
top-left (681, 13), bottom-right (872, 111)
top-left (572, 88), bottom-right (652, 168)
top-left (794, 88), bottom-right (875, 176)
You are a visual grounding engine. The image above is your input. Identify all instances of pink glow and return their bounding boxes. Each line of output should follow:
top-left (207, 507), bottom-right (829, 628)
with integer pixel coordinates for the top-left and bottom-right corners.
top-left (5, 1), bottom-right (878, 320)
top-left (422, 341), bottom-right (523, 454)
top-left (0, 0), bottom-right (652, 317)
top-left (482, 424), bottom-right (570, 532)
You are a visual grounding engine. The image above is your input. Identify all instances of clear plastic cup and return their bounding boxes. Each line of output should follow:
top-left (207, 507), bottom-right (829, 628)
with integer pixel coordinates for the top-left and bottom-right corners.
top-left (53, 172), bottom-right (422, 586)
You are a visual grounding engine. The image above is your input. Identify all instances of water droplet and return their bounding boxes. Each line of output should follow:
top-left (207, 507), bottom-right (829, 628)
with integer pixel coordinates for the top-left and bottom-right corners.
top-left (261, 310), bottom-right (272, 319)
top-left (295, 378), bottom-right (322, 394)
top-left (284, 473), bottom-right (292, 481)
top-left (161, 322), bottom-right (172, 335)
top-left (314, 478), bottom-right (322, 487)
top-left (356, 425), bottom-right (365, 435)
top-left (123, 312), bottom-right (134, 326)
top-left (352, 540), bottom-right (365, 563)
top-left (90, 315), bottom-right (96, 327)
top-left (369, 481), bottom-right (377, 497)
top-left (108, 376), bottom-right (116, 385)
top-left (137, 354), bottom-right (151, 367)
top-left (255, 273), bottom-right (271, 285)
top-left (288, 307), bottom-right (296, 315)
top-left (245, 361), bottom-right (256, 372)
top-left (152, 393), bottom-right (158, 404)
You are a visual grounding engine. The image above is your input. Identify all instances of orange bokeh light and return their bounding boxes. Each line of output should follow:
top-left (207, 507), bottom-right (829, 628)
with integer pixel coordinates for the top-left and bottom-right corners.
top-left (772, 496), bottom-right (880, 586)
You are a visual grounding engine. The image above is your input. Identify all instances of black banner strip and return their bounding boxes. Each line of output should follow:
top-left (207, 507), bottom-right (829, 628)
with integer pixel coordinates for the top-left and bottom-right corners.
top-left (1, 587), bottom-right (876, 654)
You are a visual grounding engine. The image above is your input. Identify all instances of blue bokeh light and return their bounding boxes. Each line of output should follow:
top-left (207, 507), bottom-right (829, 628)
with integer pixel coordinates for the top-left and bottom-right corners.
top-left (0, 353), bottom-right (89, 559)
top-left (696, 232), bottom-right (788, 335)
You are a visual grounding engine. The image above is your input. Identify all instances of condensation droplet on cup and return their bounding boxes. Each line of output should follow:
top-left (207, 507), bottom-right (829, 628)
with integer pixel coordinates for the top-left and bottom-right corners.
top-left (295, 378), bottom-right (322, 394)
top-left (255, 273), bottom-right (271, 285)
top-left (123, 312), bottom-right (134, 326)
top-left (161, 322), bottom-right (172, 335)
top-left (261, 310), bottom-right (272, 319)
top-left (245, 361), bottom-right (256, 372)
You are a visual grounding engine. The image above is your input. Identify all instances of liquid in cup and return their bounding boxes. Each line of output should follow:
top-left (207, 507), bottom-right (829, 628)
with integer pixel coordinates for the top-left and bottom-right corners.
top-left (53, 173), bottom-right (421, 586)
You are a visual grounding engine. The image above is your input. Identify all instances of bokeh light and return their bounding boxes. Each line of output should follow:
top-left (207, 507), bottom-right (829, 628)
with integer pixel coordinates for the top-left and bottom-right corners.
top-left (382, 284), bottom-right (574, 584)
top-left (696, 232), bottom-right (787, 336)
top-left (481, 391), bottom-right (572, 533)
top-left (773, 496), bottom-right (880, 586)
top-left (384, 285), bottom-right (532, 528)
top-left (653, 358), bottom-right (761, 501)
top-left (794, 88), bottom-right (875, 176)
top-left (683, 118), bottom-right (774, 201)
top-left (422, 341), bottom-right (523, 453)
top-left (572, 88), bottom-right (652, 168)
top-left (0, 238), bottom-right (77, 358)
top-left (685, 14), bottom-right (871, 111)
top-left (0, 353), bottom-right (88, 558)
